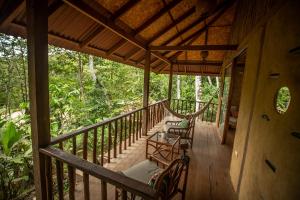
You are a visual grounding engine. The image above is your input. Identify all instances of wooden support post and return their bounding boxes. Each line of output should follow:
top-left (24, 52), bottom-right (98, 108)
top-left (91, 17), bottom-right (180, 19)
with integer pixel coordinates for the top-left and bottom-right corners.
top-left (26, 0), bottom-right (50, 199)
top-left (168, 64), bottom-right (173, 101)
top-left (142, 51), bottom-right (150, 135)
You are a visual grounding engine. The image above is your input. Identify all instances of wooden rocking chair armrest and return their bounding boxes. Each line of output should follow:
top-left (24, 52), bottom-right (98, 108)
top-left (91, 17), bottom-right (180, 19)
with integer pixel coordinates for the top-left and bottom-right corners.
top-left (167, 127), bottom-right (188, 131)
top-left (165, 120), bottom-right (181, 125)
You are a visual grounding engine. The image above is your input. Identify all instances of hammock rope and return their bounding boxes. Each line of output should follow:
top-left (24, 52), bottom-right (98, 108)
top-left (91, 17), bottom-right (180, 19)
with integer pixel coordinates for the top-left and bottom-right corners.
top-left (163, 91), bottom-right (219, 119)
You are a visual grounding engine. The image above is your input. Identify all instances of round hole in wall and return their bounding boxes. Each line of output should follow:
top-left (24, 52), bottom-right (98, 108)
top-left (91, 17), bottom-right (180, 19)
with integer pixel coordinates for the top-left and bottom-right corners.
top-left (275, 86), bottom-right (291, 114)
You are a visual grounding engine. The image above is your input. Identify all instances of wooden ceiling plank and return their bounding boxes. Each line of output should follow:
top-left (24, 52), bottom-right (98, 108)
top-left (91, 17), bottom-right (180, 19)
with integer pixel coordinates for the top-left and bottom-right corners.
top-left (63, 0), bottom-right (170, 65)
top-left (124, 48), bottom-right (142, 61)
top-left (166, 1), bottom-right (234, 61)
top-left (150, 44), bottom-right (238, 51)
top-left (48, 0), bottom-right (64, 17)
top-left (161, 0), bottom-right (231, 47)
top-left (0, 0), bottom-right (24, 27)
top-left (80, 26), bottom-right (105, 48)
top-left (112, 0), bottom-right (141, 19)
top-left (147, 6), bottom-right (196, 44)
top-left (106, 39), bottom-right (127, 56)
top-left (135, 0), bottom-right (182, 35)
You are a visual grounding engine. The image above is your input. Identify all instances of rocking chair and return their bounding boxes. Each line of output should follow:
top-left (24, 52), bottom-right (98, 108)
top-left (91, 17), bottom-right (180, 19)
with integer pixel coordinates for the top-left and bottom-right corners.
top-left (115, 155), bottom-right (190, 200)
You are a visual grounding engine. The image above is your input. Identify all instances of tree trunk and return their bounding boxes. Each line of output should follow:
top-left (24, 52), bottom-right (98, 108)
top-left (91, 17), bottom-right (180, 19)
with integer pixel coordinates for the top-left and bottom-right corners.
top-left (78, 53), bottom-right (84, 101)
top-left (216, 77), bottom-right (219, 88)
top-left (176, 75), bottom-right (180, 99)
top-left (195, 76), bottom-right (202, 111)
top-left (208, 76), bottom-right (212, 85)
top-left (88, 55), bottom-right (97, 82)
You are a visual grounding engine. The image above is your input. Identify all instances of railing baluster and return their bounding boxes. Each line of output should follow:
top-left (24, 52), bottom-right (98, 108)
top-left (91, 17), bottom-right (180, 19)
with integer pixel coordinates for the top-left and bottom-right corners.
top-left (101, 125), bottom-right (104, 166)
top-left (119, 117), bottom-right (123, 154)
top-left (124, 117), bottom-right (127, 150)
top-left (210, 104), bottom-right (214, 122)
top-left (83, 131), bottom-right (88, 160)
top-left (121, 190), bottom-right (127, 200)
top-left (101, 181), bottom-right (107, 200)
top-left (136, 111), bottom-right (139, 141)
top-left (72, 136), bottom-right (76, 155)
top-left (129, 114), bottom-right (132, 146)
top-left (114, 120), bottom-right (118, 158)
top-left (83, 173), bottom-right (90, 200)
top-left (68, 165), bottom-right (75, 200)
top-left (139, 110), bottom-right (142, 138)
top-left (56, 159), bottom-right (64, 200)
top-left (108, 122), bottom-right (111, 163)
top-left (45, 156), bottom-right (53, 200)
top-left (132, 113), bottom-right (136, 143)
top-left (93, 128), bottom-right (97, 163)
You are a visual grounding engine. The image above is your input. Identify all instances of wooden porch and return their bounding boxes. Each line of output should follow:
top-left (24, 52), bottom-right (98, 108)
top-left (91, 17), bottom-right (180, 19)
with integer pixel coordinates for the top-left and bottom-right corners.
top-left (72, 119), bottom-right (236, 200)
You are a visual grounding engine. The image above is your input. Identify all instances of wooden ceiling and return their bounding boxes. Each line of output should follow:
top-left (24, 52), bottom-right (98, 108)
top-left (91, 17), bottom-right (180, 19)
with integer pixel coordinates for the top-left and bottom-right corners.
top-left (0, 0), bottom-right (237, 75)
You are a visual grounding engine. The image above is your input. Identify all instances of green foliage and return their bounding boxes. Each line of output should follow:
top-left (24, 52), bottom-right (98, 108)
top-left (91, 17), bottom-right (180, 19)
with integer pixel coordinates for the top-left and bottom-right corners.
top-left (0, 122), bottom-right (21, 155)
top-left (0, 33), bottom-right (219, 198)
top-left (0, 121), bottom-right (33, 200)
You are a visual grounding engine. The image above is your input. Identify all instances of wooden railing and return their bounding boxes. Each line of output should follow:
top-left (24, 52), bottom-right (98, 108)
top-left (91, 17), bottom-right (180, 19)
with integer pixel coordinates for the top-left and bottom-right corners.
top-left (42, 100), bottom-right (167, 200)
top-left (170, 99), bottom-right (218, 122)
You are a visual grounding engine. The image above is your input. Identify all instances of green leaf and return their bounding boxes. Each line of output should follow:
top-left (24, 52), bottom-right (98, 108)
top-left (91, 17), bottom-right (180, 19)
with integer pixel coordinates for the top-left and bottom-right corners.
top-left (0, 122), bottom-right (21, 155)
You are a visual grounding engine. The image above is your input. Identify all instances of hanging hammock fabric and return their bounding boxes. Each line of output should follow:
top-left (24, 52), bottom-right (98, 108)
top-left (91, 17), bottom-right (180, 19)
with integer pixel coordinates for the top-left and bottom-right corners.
top-left (162, 96), bottom-right (214, 119)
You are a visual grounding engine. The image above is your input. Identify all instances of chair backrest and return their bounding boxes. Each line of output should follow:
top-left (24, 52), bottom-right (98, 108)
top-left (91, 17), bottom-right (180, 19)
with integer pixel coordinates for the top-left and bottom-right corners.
top-left (153, 158), bottom-right (189, 199)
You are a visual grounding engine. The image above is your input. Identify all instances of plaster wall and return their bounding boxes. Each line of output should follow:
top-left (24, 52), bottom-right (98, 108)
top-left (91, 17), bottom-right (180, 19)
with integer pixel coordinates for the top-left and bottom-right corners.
top-left (226, 0), bottom-right (300, 199)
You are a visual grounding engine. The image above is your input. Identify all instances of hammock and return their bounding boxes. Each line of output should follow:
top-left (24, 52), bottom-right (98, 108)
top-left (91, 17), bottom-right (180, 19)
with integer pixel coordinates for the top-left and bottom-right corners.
top-left (162, 91), bottom-right (218, 119)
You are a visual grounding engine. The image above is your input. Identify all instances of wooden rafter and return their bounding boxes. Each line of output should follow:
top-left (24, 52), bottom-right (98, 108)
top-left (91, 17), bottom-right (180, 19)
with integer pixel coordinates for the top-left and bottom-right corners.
top-left (63, 0), bottom-right (170, 65)
top-left (165, 1), bottom-right (234, 62)
top-left (150, 44), bottom-right (238, 51)
top-left (112, 0), bottom-right (182, 57)
top-left (112, 0), bottom-right (141, 19)
top-left (0, 0), bottom-right (24, 27)
top-left (162, 0), bottom-right (231, 47)
top-left (48, 0), bottom-right (64, 17)
top-left (79, 1), bottom-right (138, 50)
top-left (106, 39), bottom-right (128, 56)
top-left (172, 60), bottom-right (223, 66)
top-left (124, 48), bottom-right (142, 61)
top-left (80, 25), bottom-right (105, 48)
top-left (147, 6), bottom-right (196, 45)
top-left (135, 0), bottom-right (182, 35)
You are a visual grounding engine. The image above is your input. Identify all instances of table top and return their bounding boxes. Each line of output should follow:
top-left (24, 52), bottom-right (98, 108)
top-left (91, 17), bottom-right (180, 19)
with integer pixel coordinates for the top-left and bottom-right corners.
top-left (147, 132), bottom-right (180, 145)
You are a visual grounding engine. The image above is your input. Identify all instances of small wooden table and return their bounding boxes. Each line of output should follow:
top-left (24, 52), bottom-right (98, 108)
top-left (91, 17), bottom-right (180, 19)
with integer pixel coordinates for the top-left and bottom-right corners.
top-left (146, 132), bottom-right (180, 165)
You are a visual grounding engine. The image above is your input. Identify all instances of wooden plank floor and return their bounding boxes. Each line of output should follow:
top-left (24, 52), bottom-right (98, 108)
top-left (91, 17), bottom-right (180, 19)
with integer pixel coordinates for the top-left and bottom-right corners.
top-left (74, 120), bottom-right (237, 200)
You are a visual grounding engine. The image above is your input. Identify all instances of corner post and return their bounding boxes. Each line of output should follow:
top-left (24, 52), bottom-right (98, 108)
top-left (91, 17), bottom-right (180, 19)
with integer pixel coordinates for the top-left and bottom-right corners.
top-left (142, 50), bottom-right (151, 135)
top-left (27, 0), bottom-right (50, 199)
top-left (167, 63), bottom-right (173, 102)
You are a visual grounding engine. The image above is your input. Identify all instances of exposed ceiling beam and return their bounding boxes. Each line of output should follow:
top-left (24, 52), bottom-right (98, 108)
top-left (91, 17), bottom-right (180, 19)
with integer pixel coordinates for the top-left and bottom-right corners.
top-left (172, 60), bottom-right (223, 66)
top-left (135, 0), bottom-right (182, 35)
top-left (165, 1), bottom-right (234, 61)
top-left (147, 6), bottom-right (196, 45)
top-left (150, 44), bottom-right (238, 51)
top-left (63, 0), bottom-right (170, 65)
top-left (124, 48), bottom-right (142, 61)
top-left (138, 1), bottom-right (230, 66)
top-left (0, 0), bottom-right (24, 27)
top-left (48, 0), bottom-right (64, 17)
top-left (106, 39), bottom-right (127, 56)
top-left (112, 0), bottom-right (141, 19)
top-left (80, 26), bottom-right (105, 48)
top-left (114, 0), bottom-right (182, 56)
top-left (161, 0), bottom-right (231, 47)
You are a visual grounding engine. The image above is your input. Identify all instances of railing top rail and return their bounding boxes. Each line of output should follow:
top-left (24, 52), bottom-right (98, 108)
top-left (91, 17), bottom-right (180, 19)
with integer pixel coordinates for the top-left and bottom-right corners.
top-left (50, 99), bottom-right (167, 145)
top-left (171, 98), bottom-right (218, 104)
top-left (40, 146), bottom-right (157, 200)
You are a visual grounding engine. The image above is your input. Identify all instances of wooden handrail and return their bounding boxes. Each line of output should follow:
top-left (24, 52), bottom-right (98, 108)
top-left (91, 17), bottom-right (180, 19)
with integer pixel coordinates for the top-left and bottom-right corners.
top-left (51, 99), bottom-right (167, 145)
top-left (40, 146), bottom-right (157, 199)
